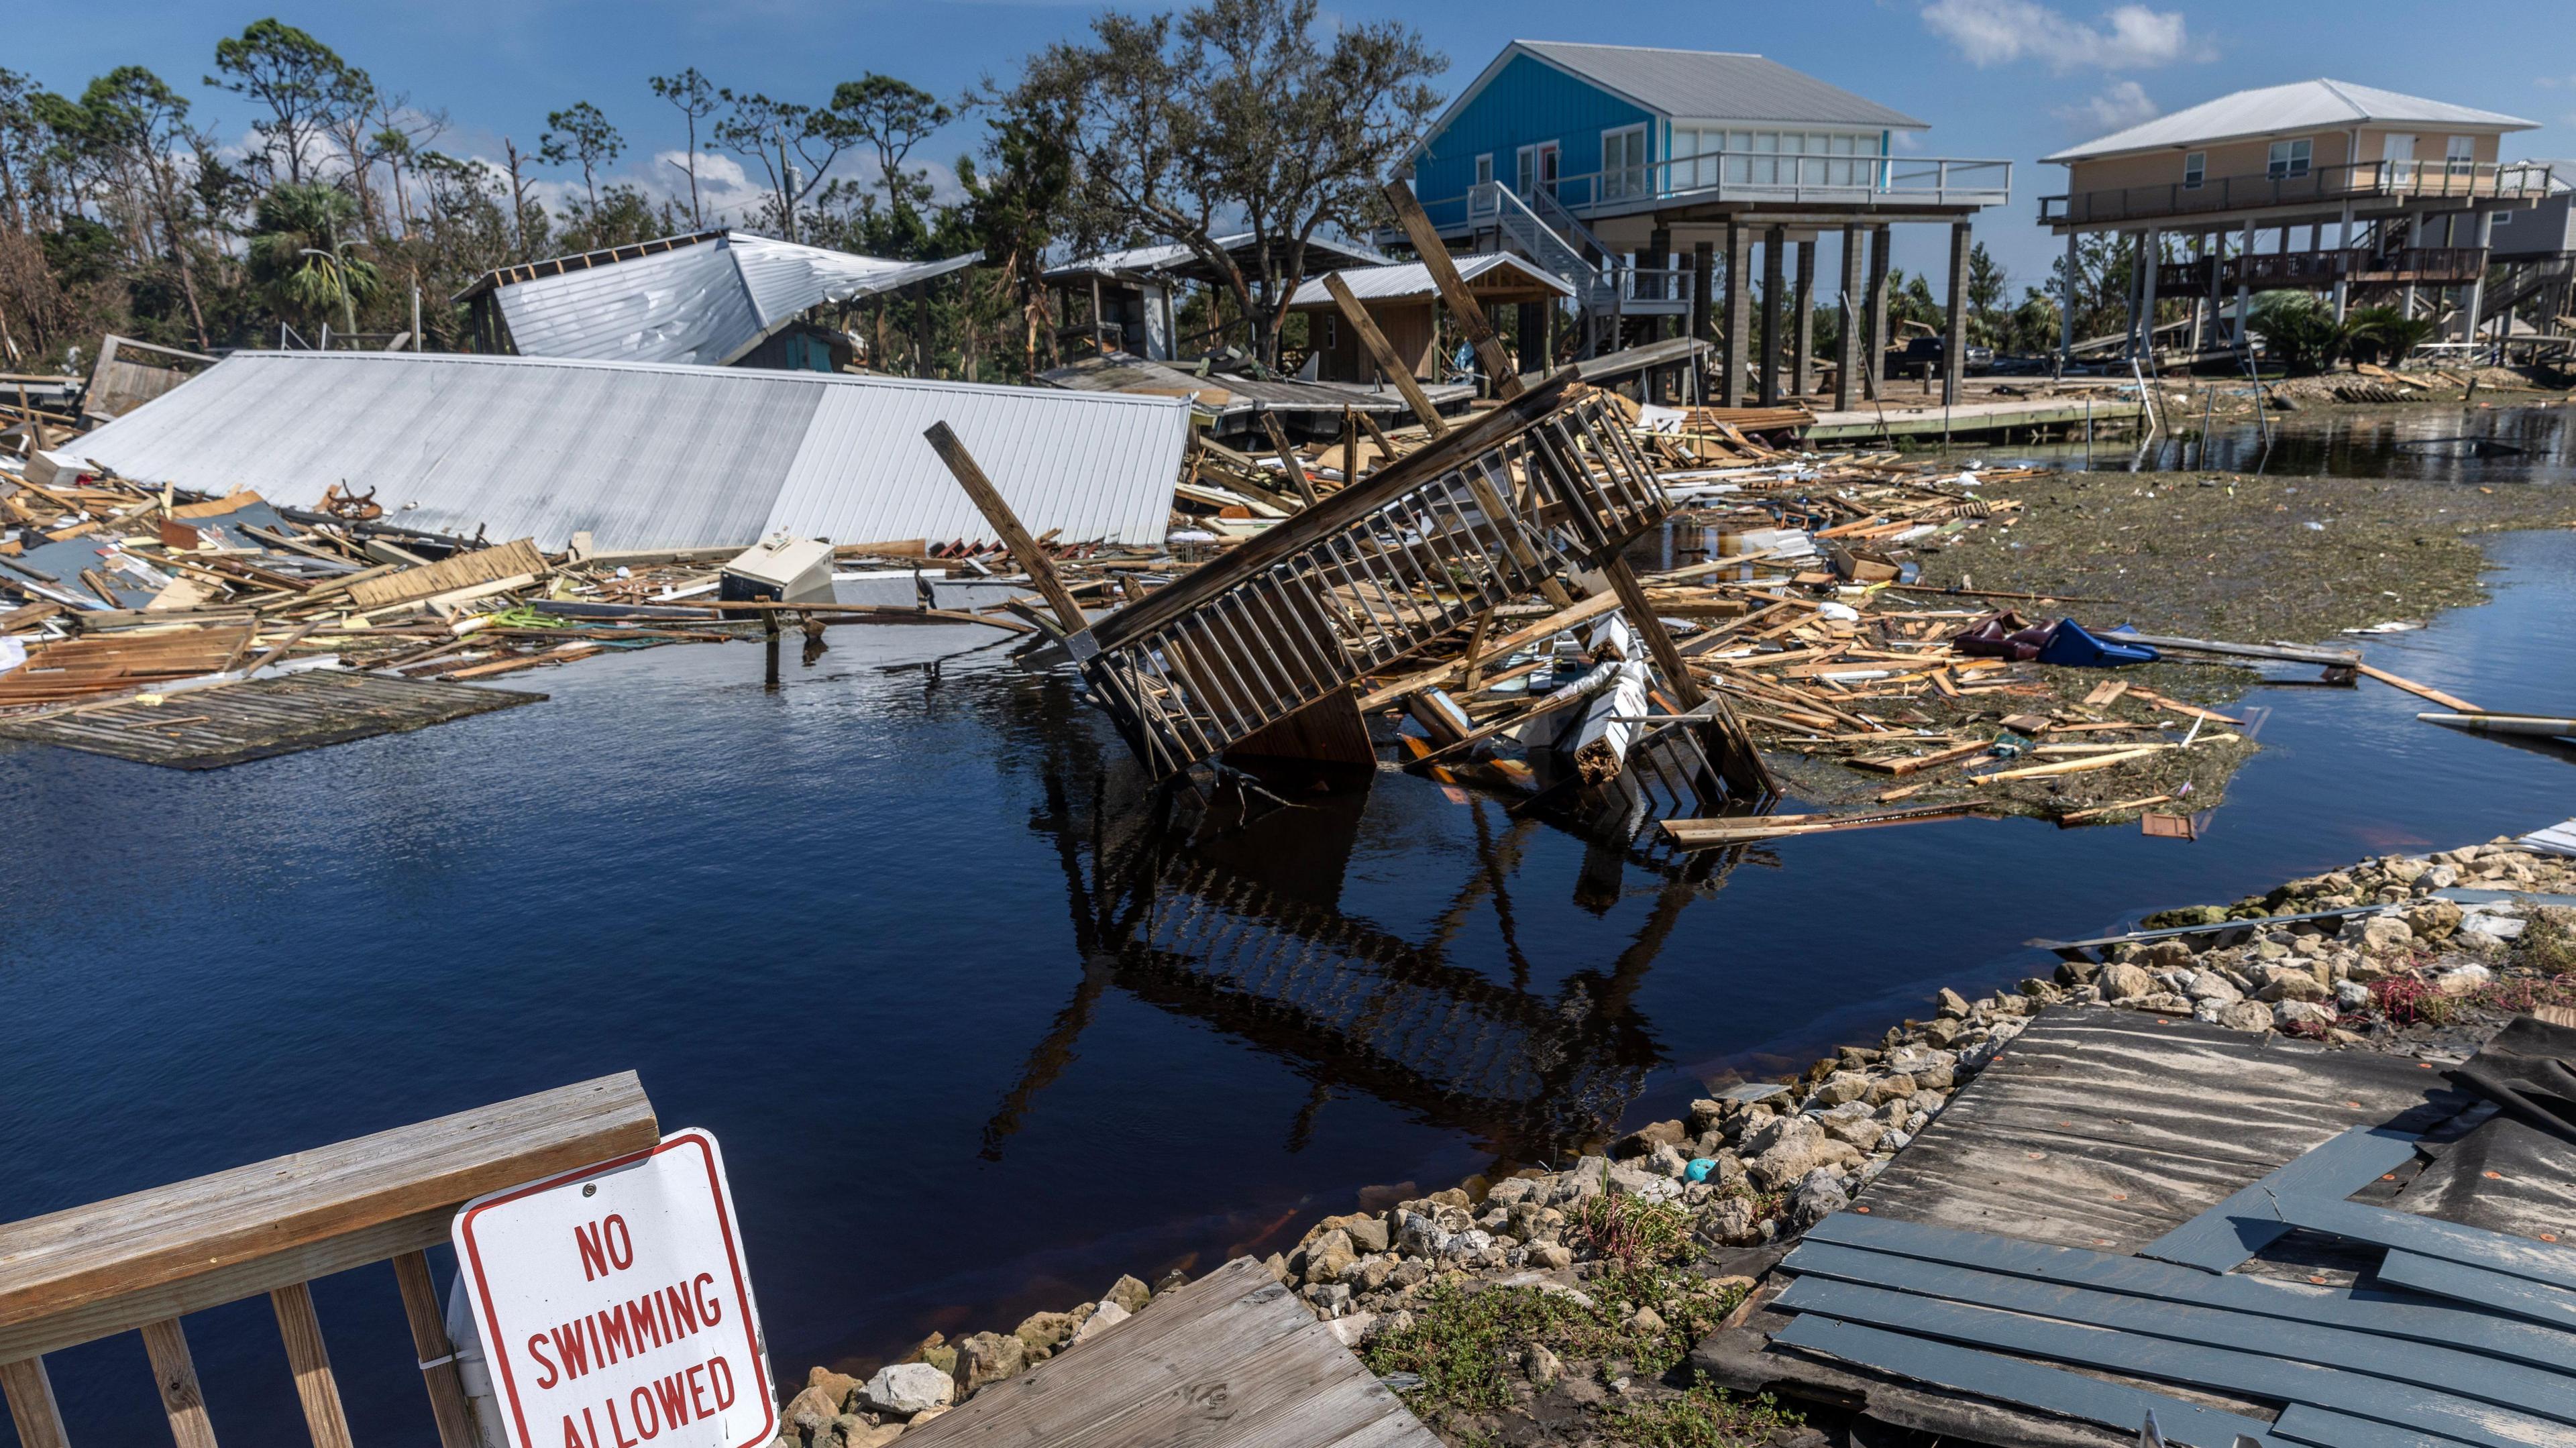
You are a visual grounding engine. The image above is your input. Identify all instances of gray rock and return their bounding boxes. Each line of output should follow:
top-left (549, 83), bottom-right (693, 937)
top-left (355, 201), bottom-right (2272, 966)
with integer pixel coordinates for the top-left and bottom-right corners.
top-left (2334, 981), bottom-right (2374, 1011)
top-left (953, 1331), bottom-right (1024, 1394)
top-left (1521, 1342), bottom-right (1564, 1386)
top-left (1784, 1170), bottom-right (1850, 1232)
top-left (1105, 1274), bottom-right (1151, 1313)
top-left (2274, 999), bottom-right (2337, 1027)
top-left (1647, 1143), bottom-right (1691, 1178)
top-left (786, 1385), bottom-right (845, 1440)
top-left (2097, 962), bottom-right (2155, 1001)
top-left (1806, 1070), bottom-right (1872, 1108)
top-left (2438, 962), bottom-right (2497, 993)
top-left (1302, 1282), bottom-right (1352, 1316)
top-left (863, 1363), bottom-right (956, 1417)
top-left (1699, 1196), bottom-right (1764, 1247)
top-left (1073, 1300), bottom-right (1130, 1343)
top-left (2214, 1000), bottom-right (2274, 1033)
top-left (1934, 987), bottom-right (1971, 1019)
top-left (2184, 970), bottom-right (2243, 1003)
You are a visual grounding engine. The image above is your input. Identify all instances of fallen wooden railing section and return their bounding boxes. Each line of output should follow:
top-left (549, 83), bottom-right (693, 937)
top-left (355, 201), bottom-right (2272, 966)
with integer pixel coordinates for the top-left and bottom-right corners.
top-left (0, 1072), bottom-right (659, 1448)
top-left (1073, 374), bottom-right (1672, 777)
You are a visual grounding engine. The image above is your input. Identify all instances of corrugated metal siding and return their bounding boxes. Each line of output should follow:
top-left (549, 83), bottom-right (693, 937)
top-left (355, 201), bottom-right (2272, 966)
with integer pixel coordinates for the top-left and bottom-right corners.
top-left (1416, 51), bottom-right (1654, 209)
top-left (496, 243), bottom-right (760, 365)
top-left (493, 234), bottom-right (975, 367)
top-left (771, 376), bottom-right (1189, 546)
top-left (68, 352), bottom-right (1191, 550)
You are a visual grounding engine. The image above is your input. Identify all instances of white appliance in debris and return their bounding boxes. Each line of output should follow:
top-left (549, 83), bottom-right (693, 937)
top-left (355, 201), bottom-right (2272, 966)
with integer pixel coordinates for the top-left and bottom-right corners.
top-left (720, 535), bottom-right (836, 606)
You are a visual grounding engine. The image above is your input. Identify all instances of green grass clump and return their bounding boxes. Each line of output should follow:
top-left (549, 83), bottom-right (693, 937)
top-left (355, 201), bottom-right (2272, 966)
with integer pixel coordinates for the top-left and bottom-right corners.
top-left (1601, 1371), bottom-right (1803, 1447)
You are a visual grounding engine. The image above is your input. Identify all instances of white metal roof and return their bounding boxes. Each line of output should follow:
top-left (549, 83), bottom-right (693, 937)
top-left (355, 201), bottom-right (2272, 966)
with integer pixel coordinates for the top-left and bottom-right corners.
top-left (492, 231), bottom-right (979, 366)
top-left (66, 351), bottom-right (1193, 550)
top-left (2045, 80), bottom-right (2538, 163)
top-left (1287, 255), bottom-right (1575, 307)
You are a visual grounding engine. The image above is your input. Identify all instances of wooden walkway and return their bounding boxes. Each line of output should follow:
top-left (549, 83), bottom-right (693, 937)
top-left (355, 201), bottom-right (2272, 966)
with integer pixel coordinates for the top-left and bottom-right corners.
top-left (0, 670), bottom-right (544, 768)
top-left (906, 1257), bottom-right (1439, 1448)
top-left (1700, 1008), bottom-right (2481, 1448)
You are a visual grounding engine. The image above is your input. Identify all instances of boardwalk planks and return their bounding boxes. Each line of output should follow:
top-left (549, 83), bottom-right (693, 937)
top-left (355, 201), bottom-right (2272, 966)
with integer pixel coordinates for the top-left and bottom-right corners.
top-left (0, 670), bottom-right (544, 768)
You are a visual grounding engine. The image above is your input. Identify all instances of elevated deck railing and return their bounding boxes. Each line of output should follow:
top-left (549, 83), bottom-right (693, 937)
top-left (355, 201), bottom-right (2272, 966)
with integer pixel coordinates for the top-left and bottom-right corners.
top-left (2043, 160), bottom-right (2557, 227)
top-left (1415, 152), bottom-right (2014, 233)
top-left (2153, 245), bottom-right (2491, 293)
top-left (0, 1074), bottom-right (660, 1448)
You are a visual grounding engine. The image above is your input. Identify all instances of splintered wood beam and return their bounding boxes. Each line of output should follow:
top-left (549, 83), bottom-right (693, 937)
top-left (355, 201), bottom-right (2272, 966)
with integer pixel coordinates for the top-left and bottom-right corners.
top-left (1321, 272), bottom-right (1450, 437)
top-left (1383, 180), bottom-right (1521, 399)
top-left (924, 422), bottom-right (1088, 634)
top-left (1257, 412), bottom-right (1320, 507)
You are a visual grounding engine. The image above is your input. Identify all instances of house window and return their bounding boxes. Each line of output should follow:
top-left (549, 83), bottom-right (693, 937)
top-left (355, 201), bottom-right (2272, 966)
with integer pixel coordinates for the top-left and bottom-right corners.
top-left (1474, 154), bottom-right (1493, 188)
top-left (2445, 135), bottom-right (2475, 175)
top-left (2267, 138), bottom-right (2312, 180)
top-left (1603, 125), bottom-right (1648, 199)
top-left (1323, 316), bottom-right (1338, 350)
top-left (2182, 152), bottom-right (2205, 189)
top-left (1516, 142), bottom-right (1558, 199)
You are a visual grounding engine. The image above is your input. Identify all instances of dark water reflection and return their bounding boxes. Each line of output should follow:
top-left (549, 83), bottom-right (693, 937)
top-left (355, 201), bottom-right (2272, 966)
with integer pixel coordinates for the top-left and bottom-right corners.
top-left (1981, 398), bottom-right (2576, 482)
top-left (5, 431), bottom-right (2576, 1448)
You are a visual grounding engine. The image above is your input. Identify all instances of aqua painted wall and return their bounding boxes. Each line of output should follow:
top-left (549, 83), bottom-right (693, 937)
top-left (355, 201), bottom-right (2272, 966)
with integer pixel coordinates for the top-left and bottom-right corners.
top-left (1413, 50), bottom-right (1656, 213)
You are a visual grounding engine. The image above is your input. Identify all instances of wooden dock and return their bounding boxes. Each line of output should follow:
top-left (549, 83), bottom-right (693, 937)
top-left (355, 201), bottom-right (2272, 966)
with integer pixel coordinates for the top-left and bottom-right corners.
top-left (1699, 1008), bottom-right (2481, 1448)
top-left (907, 1256), bottom-right (1439, 1448)
top-left (1805, 395), bottom-right (2147, 443)
top-left (0, 669), bottom-right (545, 768)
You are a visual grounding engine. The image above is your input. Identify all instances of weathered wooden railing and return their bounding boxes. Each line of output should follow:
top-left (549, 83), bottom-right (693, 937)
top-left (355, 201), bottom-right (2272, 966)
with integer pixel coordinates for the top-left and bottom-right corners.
top-left (0, 1073), bottom-right (659, 1448)
top-left (1075, 374), bottom-right (1670, 777)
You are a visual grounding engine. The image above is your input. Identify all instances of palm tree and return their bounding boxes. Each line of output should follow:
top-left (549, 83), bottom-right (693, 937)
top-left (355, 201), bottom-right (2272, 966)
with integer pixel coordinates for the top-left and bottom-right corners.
top-left (246, 181), bottom-right (383, 337)
top-left (2345, 304), bottom-right (2437, 368)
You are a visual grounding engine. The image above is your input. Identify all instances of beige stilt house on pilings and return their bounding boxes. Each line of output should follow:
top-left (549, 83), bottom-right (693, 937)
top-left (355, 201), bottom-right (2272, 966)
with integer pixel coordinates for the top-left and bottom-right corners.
top-left (2041, 80), bottom-right (2552, 361)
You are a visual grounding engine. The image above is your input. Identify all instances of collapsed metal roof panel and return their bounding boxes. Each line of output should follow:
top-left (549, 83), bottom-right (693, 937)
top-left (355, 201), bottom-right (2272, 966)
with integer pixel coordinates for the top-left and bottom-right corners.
top-left (769, 371), bottom-right (1192, 548)
top-left (68, 351), bottom-right (1193, 550)
top-left (492, 231), bottom-right (979, 366)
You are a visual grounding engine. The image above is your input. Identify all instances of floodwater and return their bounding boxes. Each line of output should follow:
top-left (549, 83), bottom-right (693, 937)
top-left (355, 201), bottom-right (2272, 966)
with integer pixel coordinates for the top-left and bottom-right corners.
top-left (1989, 395), bottom-right (2576, 482)
top-left (5, 410), bottom-right (2574, 1447)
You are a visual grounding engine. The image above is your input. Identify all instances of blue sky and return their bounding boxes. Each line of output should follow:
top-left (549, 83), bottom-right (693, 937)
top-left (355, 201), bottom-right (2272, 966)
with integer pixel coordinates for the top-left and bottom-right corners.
top-left (18, 0), bottom-right (2575, 294)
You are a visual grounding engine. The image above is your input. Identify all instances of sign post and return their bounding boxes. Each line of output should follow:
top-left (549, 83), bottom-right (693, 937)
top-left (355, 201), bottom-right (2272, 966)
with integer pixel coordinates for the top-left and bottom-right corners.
top-left (453, 1129), bottom-right (773, 1448)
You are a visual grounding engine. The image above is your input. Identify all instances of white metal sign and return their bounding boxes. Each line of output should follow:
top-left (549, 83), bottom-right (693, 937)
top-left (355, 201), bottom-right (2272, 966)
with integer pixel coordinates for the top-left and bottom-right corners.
top-left (453, 1129), bottom-right (774, 1448)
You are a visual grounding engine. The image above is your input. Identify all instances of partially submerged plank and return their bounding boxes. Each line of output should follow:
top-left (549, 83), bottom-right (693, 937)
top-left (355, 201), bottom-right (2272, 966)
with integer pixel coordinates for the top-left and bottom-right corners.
top-left (904, 1257), bottom-right (1438, 1448)
top-left (0, 671), bottom-right (545, 769)
top-left (1771, 1316), bottom-right (2284, 1448)
top-left (2141, 1127), bottom-right (2424, 1272)
top-left (343, 538), bottom-right (547, 610)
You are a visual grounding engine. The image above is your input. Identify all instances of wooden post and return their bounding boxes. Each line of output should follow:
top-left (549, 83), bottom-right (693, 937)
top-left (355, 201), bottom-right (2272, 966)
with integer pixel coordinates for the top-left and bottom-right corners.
top-left (923, 422), bottom-right (1088, 633)
top-left (1354, 408), bottom-right (1404, 465)
top-left (1944, 221), bottom-right (1972, 406)
top-left (1257, 412), bottom-right (1320, 506)
top-left (1381, 180), bottom-right (1521, 398)
top-left (1792, 238), bottom-right (1817, 397)
top-left (1322, 272), bottom-right (1449, 436)
top-left (1866, 225), bottom-right (1891, 402)
top-left (1690, 240), bottom-right (1715, 390)
top-left (1760, 227), bottom-right (1785, 406)
top-left (1341, 407), bottom-right (1356, 489)
top-left (912, 280), bottom-right (932, 377)
top-left (272, 1282), bottom-right (356, 1448)
top-left (1837, 225), bottom-right (1863, 411)
top-left (1460, 610), bottom-right (1495, 690)
top-left (1723, 222), bottom-right (1752, 406)
top-left (1, 1357), bottom-right (69, 1448)
top-left (393, 1251), bottom-right (479, 1448)
top-left (140, 1319), bottom-right (221, 1448)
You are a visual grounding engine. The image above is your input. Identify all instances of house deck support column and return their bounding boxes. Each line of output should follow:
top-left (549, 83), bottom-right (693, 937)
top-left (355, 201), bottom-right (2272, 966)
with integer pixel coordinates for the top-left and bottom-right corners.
top-left (1759, 226), bottom-right (1785, 406)
top-left (1690, 240), bottom-right (1715, 399)
top-left (1835, 225), bottom-right (1862, 411)
top-left (2138, 228), bottom-right (2159, 367)
top-left (1722, 222), bottom-right (1751, 406)
top-left (2332, 201), bottom-right (2354, 321)
top-left (1791, 239), bottom-right (1816, 397)
top-left (2059, 231), bottom-right (2078, 366)
top-left (2234, 217), bottom-right (2255, 349)
top-left (1864, 225), bottom-right (1890, 401)
top-left (1943, 221), bottom-right (1970, 406)
top-left (2467, 211), bottom-right (2496, 347)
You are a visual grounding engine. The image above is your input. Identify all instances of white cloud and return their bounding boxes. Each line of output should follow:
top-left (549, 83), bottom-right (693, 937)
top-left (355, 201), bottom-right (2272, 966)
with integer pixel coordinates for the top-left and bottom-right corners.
top-left (2055, 80), bottom-right (2161, 133)
top-left (1922, 0), bottom-right (2196, 72)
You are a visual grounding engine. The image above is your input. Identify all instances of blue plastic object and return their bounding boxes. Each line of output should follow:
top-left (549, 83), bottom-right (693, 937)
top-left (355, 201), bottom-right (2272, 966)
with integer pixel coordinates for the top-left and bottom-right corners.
top-left (1685, 1158), bottom-right (1718, 1184)
top-left (2035, 619), bottom-right (2161, 668)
